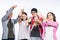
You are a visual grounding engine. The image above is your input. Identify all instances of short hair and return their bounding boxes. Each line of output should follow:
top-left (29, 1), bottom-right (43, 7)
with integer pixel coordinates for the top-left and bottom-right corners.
top-left (31, 8), bottom-right (38, 13)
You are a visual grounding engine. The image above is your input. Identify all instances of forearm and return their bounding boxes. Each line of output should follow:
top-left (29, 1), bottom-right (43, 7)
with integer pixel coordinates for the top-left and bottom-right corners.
top-left (6, 7), bottom-right (14, 14)
top-left (47, 22), bottom-right (58, 28)
top-left (2, 7), bottom-right (14, 21)
top-left (14, 16), bottom-right (19, 24)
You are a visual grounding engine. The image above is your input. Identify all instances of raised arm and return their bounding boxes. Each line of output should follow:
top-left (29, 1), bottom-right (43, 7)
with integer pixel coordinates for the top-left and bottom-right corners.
top-left (13, 16), bottom-right (19, 24)
top-left (47, 21), bottom-right (58, 28)
top-left (2, 5), bottom-right (17, 22)
top-left (17, 8), bottom-right (24, 23)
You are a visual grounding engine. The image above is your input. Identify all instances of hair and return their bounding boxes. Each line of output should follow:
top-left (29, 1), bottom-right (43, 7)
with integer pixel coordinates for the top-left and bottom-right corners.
top-left (31, 8), bottom-right (38, 13)
top-left (47, 12), bottom-right (56, 22)
top-left (22, 12), bottom-right (27, 16)
top-left (22, 12), bottom-right (28, 20)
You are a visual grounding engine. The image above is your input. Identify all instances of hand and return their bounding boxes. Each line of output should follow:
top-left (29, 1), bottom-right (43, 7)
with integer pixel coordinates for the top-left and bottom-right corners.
top-left (12, 5), bottom-right (17, 8)
top-left (27, 17), bottom-right (32, 23)
top-left (18, 8), bottom-right (24, 17)
top-left (20, 8), bottom-right (24, 12)
top-left (33, 22), bottom-right (38, 27)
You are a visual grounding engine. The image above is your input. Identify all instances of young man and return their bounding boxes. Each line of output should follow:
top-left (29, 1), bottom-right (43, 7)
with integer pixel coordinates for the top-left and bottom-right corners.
top-left (30, 8), bottom-right (43, 40)
top-left (2, 5), bottom-right (19, 40)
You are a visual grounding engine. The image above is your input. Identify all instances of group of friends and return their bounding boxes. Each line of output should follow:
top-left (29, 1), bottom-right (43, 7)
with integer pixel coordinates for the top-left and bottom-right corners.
top-left (2, 5), bottom-right (58, 40)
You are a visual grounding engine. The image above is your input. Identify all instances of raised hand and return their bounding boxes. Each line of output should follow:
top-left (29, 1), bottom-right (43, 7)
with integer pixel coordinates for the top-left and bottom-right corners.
top-left (19, 8), bottom-right (24, 16)
top-left (20, 8), bottom-right (24, 12)
top-left (12, 5), bottom-right (17, 8)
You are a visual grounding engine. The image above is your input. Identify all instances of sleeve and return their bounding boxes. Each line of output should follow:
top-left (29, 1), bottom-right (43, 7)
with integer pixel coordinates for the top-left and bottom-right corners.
top-left (47, 21), bottom-right (58, 29)
top-left (2, 7), bottom-right (14, 22)
top-left (13, 16), bottom-right (19, 24)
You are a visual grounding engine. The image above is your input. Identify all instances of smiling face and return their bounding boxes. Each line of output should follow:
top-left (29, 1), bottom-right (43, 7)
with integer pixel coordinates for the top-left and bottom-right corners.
top-left (47, 12), bottom-right (56, 21)
top-left (21, 14), bottom-right (27, 20)
top-left (47, 13), bottom-right (53, 20)
top-left (31, 8), bottom-right (38, 17)
top-left (20, 12), bottom-right (27, 21)
top-left (31, 11), bottom-right (37, 17)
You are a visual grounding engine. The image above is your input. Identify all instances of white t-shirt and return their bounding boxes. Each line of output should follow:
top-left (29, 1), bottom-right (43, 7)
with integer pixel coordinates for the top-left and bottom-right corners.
top-left (18, 21), bottom-right (30, 40)
top-left (44, 26), bottom-right (53, 40)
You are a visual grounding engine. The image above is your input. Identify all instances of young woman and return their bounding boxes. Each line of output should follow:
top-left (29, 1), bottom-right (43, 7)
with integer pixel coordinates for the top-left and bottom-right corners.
top-left (18, 9), bottom-right (30, 40)
top-left (40, 12), bottom-right (58, 40)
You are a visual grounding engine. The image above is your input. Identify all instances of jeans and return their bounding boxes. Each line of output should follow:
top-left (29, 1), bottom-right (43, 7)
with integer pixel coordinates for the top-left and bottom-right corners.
top-left (2, 38), bottom-right (14, 40)
top-left (31, 37), bottom-right (42, 40)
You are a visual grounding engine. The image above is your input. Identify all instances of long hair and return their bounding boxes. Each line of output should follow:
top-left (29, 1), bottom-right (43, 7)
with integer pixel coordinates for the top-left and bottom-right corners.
top-left (47, 12), bottom-right (56, 22)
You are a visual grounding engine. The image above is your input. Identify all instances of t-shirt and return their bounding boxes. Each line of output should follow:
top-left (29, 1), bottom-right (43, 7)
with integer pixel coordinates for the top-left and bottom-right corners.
top-left (30, 16), bottom-right (43, 37)
top-left (18, 21), bottom-right (30, 40)
top-left (30, 25), bottom-right (40, 37)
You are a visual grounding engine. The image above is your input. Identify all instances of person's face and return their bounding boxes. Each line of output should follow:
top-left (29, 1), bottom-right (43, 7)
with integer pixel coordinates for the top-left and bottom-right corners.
top-left (31, 11), bottom-right (37, 17)
top-left (47, 13), bottom-right (53, 20)
top-left (8, 13), bottom-right (13, 19)
top-left (21, 14), bottom-right (27, 20)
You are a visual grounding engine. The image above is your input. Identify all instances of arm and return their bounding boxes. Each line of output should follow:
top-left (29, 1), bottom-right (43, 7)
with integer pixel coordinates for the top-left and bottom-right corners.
top-left (2, 5), bottom-right (17, 22)
top-left (47, 21), bottom-right (58, 28)
top-left (14, 16), bottom-right (19, 24)
top-left (17, 8), bottom-right (24, 23)
top-left (2, 7), bottom-right (14, 22)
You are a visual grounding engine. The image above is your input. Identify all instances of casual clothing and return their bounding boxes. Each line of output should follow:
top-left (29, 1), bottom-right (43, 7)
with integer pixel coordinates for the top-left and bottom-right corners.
top-left (18, 21), bottom-right (30, 40)
top-left (30, 26), bottom-right (40, 37)
top-left (44, 26), bottom-right (53, 40)
top-left (2, 38), bottom-right (14, 40)
top-left (30, 26), bottom-right (42, 40)
top-left (7, 19), bottom-right (15, 38)
top-left (2, 7), bottom-right (19, 40)
top-left (18, 39), bottom-right (28, 40)
top-left (41, 21), bottom-right (58, 40)
top-left (31, 37), bottom-right (42, 40)
top-left (30, 16), bottom-right (43, 40)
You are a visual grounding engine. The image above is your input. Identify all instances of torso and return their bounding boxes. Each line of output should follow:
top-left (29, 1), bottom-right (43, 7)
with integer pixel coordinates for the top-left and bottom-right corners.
top-left (18, 21), bottom-right (30, 39)
top-left (44, 26), bottom-right (53, 40)
top-left (30, 26), bottom-right (40, 37)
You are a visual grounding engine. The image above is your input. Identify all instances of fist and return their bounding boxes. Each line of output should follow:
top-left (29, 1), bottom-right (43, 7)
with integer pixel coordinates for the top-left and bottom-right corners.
top-left (21, 8), bottom-right (24, 12)
top-left (12, 5), bottom-right (17, 8)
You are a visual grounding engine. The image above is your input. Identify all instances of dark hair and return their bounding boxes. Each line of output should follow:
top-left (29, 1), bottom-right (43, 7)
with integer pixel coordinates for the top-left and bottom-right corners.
top-left (31, 8), bottom-right (38, 13)
top-left (47, 12), bottom-right (56, 22)
top-left (22, 12), bottom-right (27, 16)
top-left (22, 12), bottom-right (28, 20)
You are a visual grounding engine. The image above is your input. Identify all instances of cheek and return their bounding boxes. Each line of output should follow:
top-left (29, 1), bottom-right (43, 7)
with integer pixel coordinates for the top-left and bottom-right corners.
top-left (48, 16), bottom-right (50, 19)
top-left (51, 16), bottom-right (53, 19)
top-left (25, 17), bottom-right (27, 19)
top-left (32, 14), bottom-right (34, 16)
top-left (23, 16), bottom-right (26, 19)
top-left (32, 13), bottom-right (36, 15)
top-left (48, 16), bottom-right (53, 19)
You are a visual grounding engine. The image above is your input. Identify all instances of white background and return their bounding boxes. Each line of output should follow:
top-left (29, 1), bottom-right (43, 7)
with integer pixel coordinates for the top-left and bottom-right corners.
top-left (0, 0), bottom-right (60, 40)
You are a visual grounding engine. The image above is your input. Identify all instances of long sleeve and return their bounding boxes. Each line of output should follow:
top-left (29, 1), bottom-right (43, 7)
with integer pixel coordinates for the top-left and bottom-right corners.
top-left (47, 21), bottom-right (58, 29)
top-left (41, 21), bottom-right (58, 28)
top-left (13, 16), bottom-right (19, 24)
top-left (2, 7), bottom-right (14, 22)
top-left (41, 21), bottom-right (58, 40)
